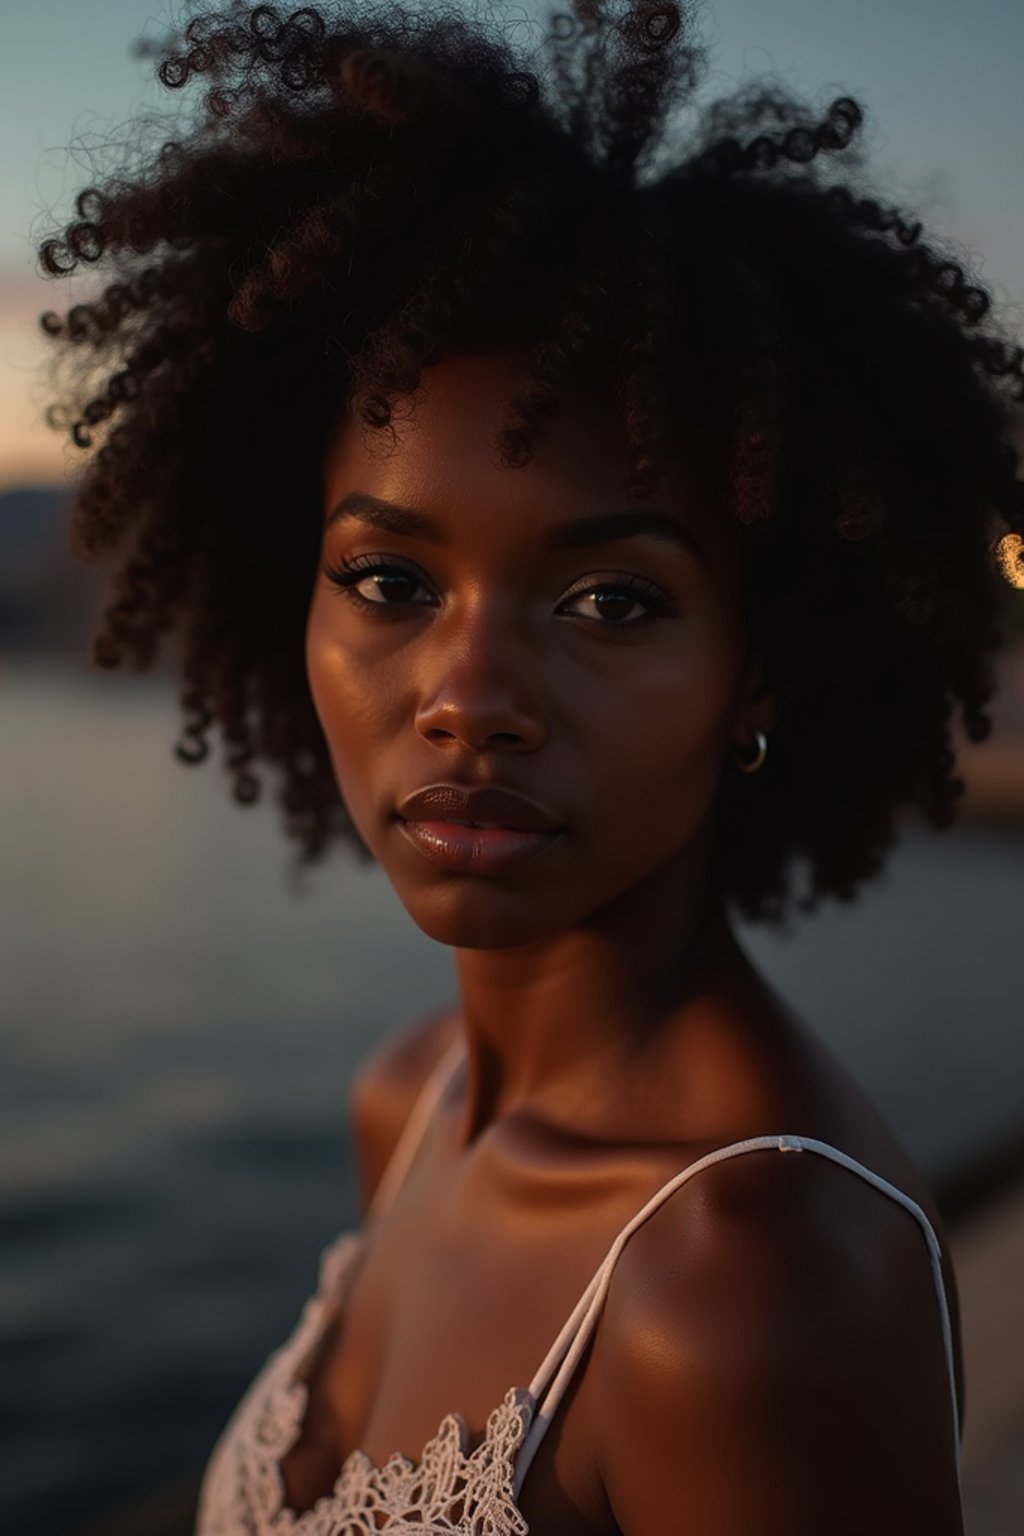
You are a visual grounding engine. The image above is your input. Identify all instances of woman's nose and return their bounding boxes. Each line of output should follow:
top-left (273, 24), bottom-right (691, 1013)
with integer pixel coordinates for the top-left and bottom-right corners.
top-left (412, 622), bottom-right (547, 753)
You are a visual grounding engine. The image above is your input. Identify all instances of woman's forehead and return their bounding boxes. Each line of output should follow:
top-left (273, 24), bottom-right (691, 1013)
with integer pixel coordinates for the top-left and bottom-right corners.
top-left (322, 344), bottom-right (738, 564)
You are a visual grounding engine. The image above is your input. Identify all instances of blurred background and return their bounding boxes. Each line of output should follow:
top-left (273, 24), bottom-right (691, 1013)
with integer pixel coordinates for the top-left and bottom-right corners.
top-left (1, 3), bottom-right (1022, 1534)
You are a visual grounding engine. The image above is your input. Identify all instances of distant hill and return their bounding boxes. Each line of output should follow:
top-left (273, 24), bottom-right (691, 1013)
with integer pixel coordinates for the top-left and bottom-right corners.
top-left (0, 483), bottom-right (117, 656)
top-left (0, 484), bottom-right (71, 554)
top-left (0, 485), bottom-right (69, 548)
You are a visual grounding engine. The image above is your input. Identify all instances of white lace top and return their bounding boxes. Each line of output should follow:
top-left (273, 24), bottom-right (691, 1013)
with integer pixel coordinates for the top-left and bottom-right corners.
top-left (194, 1038), bottom-right (962, 1534)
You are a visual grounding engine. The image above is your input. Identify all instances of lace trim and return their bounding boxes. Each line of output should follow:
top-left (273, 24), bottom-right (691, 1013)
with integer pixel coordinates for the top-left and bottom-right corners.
top-left (196, 1230), bottom-right (537, 1534)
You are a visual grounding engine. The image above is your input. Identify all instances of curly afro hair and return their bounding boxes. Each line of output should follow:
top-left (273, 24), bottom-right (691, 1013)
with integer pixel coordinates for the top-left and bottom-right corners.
top-left (35, 0), bottom-right (1024, 922)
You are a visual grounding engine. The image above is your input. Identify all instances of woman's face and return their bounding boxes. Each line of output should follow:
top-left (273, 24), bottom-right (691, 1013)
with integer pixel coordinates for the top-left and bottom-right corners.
top-left (307, 344), bottom-right (757, 949)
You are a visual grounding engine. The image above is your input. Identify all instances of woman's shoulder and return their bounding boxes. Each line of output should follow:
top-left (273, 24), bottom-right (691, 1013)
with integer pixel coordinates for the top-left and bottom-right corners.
top-left (588, 1085), bottom-right (965, 1534)
top-left (694, 966), bottom-right (951, 1239)
top-left (601, 1109), bottom-right (946, 1333)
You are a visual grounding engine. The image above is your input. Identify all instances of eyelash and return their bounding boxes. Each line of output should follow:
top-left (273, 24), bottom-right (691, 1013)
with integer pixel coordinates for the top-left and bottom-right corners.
top-left (321, 555), bottom-right (678, 630)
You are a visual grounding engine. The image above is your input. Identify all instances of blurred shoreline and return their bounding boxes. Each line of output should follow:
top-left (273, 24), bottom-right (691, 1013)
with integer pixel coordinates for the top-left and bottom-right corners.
top-left (955, 639), bottom-right (1024, 819)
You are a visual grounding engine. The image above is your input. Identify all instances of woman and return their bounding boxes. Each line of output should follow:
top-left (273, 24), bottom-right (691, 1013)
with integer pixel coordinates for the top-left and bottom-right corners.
top-left (36, 2), bottom-right (1022, 1531)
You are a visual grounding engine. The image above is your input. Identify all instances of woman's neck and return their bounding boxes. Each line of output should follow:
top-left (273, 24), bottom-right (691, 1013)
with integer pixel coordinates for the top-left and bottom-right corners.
top-left (450, 833), bottom-right (745, 1149)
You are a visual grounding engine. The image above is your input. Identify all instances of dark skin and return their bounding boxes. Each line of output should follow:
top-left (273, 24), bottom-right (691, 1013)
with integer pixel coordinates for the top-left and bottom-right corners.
top-left (295, 346), bottom-right (965, 1533)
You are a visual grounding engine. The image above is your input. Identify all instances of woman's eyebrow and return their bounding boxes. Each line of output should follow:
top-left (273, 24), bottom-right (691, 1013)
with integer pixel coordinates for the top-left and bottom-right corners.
top-left (325, 492), bottom-right (706, 561)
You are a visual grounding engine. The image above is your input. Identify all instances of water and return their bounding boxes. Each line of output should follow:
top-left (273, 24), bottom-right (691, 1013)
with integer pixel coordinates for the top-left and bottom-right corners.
top-left (1, 659), bottom-right (1021, 1535)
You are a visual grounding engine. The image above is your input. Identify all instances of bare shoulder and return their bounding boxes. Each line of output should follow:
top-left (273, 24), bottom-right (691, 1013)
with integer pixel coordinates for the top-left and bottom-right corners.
top-left (594, 1143), bottom-right (964, 1536)
top-left (346, 1005), bottom-right (461, 1218)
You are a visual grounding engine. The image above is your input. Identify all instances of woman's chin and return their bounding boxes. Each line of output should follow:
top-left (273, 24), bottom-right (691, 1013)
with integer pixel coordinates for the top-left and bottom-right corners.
top-left (389, 880), bottom-right (565, 951)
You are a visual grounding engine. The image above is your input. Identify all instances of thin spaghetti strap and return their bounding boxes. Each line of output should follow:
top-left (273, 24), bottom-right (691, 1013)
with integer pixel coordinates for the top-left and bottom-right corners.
top-left (512, 1134), bottom-right (962, 1502)
top-left (365, 1034), bottom-right (464, 1226)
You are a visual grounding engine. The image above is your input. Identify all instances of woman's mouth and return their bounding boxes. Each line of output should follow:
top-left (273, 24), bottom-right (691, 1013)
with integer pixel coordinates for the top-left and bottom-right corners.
top-left (396, 817), bottom-right (564, 874)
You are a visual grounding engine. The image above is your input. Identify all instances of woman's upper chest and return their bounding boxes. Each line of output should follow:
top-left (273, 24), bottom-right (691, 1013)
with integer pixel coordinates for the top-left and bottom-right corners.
top-left (276, 1128), bottom-right (657, 1533)
top-left (276, 1028), bottom-right (959, 1531)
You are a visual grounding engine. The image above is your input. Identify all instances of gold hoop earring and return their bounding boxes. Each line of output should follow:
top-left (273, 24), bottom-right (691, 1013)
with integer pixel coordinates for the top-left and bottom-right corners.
top-left (734, 730), bottom-right (768, 773)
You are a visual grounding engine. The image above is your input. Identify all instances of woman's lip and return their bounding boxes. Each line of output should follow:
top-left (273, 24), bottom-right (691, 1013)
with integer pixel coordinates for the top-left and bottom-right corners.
top-left (396, 817), bottom-right (564, 874)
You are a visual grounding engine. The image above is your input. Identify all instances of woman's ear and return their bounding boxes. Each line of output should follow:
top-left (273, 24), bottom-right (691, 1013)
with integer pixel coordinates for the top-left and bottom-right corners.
top-left (731, 655), bottom-right (779, 746)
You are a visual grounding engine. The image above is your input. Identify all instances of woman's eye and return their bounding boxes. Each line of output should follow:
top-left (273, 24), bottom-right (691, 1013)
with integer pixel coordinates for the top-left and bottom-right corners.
top-left (559, 580), bottom-right (676, 628)
top-left (322, 558), bottom-right (434, 610)
top-left (321, 558), bottom-right (676, 629)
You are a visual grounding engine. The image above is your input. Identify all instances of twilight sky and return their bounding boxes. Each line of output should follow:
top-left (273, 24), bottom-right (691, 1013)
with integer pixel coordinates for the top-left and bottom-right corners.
top-left (2, 0), bottom-right (1022, 484)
